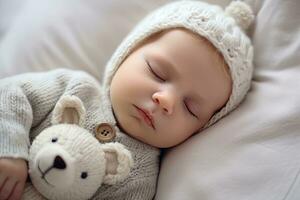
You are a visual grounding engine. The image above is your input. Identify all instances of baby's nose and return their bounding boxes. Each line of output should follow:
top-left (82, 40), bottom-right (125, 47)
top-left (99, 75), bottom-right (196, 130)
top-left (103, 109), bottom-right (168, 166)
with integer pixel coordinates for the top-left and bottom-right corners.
top-left (152, 91), bottom-right (175, 115)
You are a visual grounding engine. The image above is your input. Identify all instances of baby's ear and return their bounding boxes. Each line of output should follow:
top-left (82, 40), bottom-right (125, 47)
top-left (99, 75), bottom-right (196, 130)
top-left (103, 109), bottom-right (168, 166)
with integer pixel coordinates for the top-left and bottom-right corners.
top-left (102, 143), bottom-right (134, 185)
top-left (51, 95), bottom-right (86, 126)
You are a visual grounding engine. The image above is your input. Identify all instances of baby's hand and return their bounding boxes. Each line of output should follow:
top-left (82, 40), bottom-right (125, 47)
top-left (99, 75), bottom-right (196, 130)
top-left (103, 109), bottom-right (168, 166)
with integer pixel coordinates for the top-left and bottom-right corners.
top-left (0, 158), bottom-right (28, 200)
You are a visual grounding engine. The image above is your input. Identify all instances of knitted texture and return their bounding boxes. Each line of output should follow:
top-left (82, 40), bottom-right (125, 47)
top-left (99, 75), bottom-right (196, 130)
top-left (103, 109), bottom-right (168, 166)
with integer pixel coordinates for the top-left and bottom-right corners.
top-left (28, 124), bottom-right (108, 200)
top-left (0, 69), bottom-right (160, 200)
top-left (26, 123), bottom-right (133, 200)
top-left (51, 95), bottom-right (86, 126)
top-left (225, 1), bottom-right (254, 30)
top-left (103, 0), bottom-right (254, 129)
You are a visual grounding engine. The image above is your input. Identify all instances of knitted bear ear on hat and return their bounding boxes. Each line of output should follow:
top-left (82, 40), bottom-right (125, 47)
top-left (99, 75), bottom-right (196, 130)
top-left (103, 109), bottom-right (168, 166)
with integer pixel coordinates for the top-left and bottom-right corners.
top-left (225, 1), bottom-right (254, 30)
top-left (51, 95), bottom-right (86, 126)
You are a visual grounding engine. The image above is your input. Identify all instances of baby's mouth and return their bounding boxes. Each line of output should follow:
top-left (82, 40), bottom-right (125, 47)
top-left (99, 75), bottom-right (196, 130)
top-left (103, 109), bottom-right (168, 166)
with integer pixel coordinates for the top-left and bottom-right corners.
top-left (133, 105), bottom-right (155, 130)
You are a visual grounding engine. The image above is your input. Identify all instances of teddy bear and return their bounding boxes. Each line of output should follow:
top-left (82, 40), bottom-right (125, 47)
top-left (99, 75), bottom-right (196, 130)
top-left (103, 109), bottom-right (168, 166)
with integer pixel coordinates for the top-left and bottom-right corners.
top-left (21, 95), bottom-right (133, 200)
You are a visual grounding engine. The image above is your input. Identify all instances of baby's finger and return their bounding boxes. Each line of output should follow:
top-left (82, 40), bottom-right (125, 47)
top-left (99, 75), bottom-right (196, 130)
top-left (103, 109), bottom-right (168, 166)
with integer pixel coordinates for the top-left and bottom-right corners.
top-left (0, 178), bottom-right (16, 200)
top-left (8, 181), bottom-right (24, 200)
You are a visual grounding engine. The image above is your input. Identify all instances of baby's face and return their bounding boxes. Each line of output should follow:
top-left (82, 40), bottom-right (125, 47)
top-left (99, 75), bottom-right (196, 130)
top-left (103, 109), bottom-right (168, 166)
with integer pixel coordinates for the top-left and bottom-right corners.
top-left (110, 29), bottom-right (232, 148)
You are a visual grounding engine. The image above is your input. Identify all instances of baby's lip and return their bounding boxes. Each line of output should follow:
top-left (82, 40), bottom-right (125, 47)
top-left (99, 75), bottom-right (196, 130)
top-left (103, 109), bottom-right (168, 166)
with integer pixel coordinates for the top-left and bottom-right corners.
top-left (133, 105), bottom-right (155, 130)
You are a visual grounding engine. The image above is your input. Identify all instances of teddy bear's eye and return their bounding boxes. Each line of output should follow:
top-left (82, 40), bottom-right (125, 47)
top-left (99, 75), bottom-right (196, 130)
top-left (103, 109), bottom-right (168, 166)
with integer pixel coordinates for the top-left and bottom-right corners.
top-left (51, 137), bottom-right (58, 143)
top-left (81, 172), bottom-right (88, 179)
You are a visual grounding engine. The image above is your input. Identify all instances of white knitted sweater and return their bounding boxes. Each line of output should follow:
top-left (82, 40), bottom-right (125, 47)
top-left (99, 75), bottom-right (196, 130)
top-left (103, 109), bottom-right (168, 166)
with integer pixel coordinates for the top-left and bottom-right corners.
top-left (0, 69), bottom-right (160, 200)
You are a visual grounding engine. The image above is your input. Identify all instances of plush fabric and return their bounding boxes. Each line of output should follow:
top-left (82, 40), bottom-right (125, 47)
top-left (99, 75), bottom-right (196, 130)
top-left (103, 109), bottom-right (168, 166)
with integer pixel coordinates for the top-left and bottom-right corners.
top-left (0, 0), bottom-right (299, 199)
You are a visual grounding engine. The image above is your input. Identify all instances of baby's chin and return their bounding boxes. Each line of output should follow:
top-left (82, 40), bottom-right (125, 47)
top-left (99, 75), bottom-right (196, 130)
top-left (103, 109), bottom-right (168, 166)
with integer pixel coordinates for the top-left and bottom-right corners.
top-left (114, 114), bottom-right (156, 146)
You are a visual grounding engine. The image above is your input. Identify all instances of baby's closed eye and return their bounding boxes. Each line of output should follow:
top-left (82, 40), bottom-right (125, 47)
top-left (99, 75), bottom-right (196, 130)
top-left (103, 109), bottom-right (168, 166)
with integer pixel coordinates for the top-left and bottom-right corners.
top-left (145, 59), bottom-right (166, 82)
top-left (184, 100), bottom-right (199, 119)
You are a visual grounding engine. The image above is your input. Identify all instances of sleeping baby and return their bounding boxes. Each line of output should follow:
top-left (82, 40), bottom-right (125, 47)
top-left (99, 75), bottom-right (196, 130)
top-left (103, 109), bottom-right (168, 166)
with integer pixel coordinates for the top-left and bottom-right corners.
top-left (0, 1), bottom-right (254, 199)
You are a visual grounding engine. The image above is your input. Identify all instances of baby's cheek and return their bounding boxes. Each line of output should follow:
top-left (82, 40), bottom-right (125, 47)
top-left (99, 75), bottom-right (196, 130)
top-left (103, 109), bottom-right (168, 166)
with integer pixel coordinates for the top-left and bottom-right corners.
top-left (171, 119), bottom-right (196, 139)
top-left (132, 77), bottom-right (157, 96)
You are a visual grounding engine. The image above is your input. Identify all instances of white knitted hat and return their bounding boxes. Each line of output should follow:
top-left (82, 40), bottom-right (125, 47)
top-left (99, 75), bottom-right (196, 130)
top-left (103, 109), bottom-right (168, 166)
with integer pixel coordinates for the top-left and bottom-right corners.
top-left (103, 0), bottom-right (254, 129)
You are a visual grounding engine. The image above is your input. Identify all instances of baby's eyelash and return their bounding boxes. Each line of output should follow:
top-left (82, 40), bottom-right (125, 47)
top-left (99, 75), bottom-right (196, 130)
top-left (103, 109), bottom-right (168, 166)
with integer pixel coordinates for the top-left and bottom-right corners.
top-left (146, 60), bottom-right (165, 82)
top-left (184, 102), bottom-right (199, 119)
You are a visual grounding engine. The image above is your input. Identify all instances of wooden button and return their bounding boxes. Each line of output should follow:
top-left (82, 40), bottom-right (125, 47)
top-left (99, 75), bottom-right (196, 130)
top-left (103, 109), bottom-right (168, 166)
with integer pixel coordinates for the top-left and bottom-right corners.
top-left (95, 123), bottom-right (116, 142)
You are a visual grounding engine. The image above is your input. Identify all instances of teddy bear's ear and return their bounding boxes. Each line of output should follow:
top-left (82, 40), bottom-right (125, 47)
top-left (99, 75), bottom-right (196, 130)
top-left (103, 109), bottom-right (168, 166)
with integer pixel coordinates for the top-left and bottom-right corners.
top-left (101, 143), bottom-right (133, 185)
top-left (51, 95), bottom-right (86, 126)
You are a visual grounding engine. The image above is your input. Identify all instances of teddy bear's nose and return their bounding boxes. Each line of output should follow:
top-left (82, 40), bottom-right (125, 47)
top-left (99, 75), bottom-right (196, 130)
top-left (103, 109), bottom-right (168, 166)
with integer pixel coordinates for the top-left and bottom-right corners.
top-left (53, 155), bottom-right (66, 169)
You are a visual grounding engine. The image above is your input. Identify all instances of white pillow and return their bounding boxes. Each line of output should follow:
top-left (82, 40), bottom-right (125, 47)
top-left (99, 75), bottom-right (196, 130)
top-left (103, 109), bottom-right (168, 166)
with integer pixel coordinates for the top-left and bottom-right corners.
top-left (155, 0), bottom-right (300, 199)
top-left (0, 0), bottom-right (173, 80)
top-left (1, 0), bottom-right (299, 199)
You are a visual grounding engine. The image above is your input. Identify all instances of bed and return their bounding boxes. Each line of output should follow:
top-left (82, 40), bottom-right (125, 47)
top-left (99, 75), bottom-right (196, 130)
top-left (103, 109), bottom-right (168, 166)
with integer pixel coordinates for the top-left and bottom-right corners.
top-left (0, 0), bottom-right (299, 199)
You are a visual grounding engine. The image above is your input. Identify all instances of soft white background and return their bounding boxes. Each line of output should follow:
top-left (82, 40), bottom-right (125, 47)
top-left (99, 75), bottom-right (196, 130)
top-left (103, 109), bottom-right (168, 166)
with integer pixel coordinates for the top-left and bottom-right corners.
top-left (0, 0), bottom-right (299, 199)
